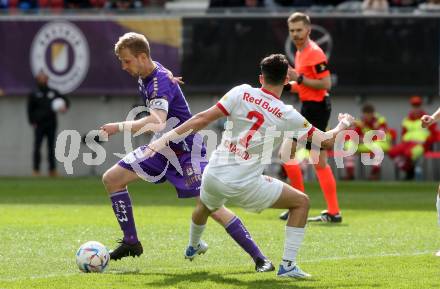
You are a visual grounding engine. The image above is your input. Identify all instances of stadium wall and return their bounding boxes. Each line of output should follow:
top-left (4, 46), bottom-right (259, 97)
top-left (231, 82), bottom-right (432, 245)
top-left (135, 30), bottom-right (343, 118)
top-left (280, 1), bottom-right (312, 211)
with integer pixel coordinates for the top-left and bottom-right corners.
top-left (1, 94), bottom-right (439, 180)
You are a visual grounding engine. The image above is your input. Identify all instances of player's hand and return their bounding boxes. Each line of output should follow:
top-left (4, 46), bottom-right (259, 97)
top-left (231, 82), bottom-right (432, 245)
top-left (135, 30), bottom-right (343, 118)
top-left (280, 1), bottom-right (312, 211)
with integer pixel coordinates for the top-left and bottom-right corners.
top-left (100, 123), bottom-right (119, 137)
top-left (338, 113), bottom-right (355, 128)
top-left (144, 145), bottom-right (157, 158)
top-left (144, 139), bottom-right (167, 158)
top-left (173, 76), bottom-right (184, 85)
top-left (421, 115), bottom-right (435, 128)
top-left (287, 66), bottom-right (298, 81)
top-left (166, 69), bottom-right (184, 85)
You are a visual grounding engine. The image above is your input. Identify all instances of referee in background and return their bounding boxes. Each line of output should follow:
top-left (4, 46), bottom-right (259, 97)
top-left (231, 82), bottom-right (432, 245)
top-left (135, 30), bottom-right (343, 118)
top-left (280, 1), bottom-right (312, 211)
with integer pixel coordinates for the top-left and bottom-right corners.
top-left (280, 12), bottom-right (342, 223)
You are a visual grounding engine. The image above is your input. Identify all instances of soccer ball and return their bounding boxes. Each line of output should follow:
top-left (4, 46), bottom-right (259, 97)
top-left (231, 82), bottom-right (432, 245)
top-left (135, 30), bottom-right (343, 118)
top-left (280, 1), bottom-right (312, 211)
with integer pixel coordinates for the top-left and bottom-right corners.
top-left (76, 241), bottom-right (110, 273)
top-left (51, 98), bottom-right (66, 112)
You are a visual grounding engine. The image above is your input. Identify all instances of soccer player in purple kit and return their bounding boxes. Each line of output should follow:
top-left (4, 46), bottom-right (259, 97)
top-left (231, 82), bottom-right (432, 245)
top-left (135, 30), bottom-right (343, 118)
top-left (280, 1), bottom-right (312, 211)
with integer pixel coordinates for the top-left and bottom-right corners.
top-left (99, 32), bottom-right (274, 272)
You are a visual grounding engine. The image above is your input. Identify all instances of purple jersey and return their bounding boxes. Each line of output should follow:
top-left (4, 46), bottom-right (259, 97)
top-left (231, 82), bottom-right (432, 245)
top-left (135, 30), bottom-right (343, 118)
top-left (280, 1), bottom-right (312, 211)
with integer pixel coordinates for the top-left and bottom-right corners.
top-left (138, 61), bottom-right (202, 154)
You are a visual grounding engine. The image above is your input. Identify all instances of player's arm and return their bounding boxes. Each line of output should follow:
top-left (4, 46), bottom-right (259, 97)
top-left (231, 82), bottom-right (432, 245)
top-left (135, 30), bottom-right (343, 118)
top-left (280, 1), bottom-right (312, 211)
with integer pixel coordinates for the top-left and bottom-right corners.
top-left (284, 74), bottom-right (331, 93)
top-left (302, 75), bottom-right (331, 90)
top-left (100, 108), bottom-right (167, 137)
top-left (422, 106), bottom-right (440, 128)
top-left (123, 109), bottom-right (168, 133)
top-left (286, 54), bottom-right (332, 91)
top-left (287, 68), bottom-right (331, 90)
top-left (145, 105), bottom-right (225, 156)
top-left (307, 113), bottom-right (354, 149)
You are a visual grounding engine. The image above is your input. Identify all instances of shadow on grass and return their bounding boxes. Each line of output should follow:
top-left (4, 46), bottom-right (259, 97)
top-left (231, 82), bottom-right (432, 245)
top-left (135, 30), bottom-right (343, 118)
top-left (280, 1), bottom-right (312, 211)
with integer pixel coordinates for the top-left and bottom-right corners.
top-left (105, 269), bottom-right (378, 289)
top-left (135, 270), bottom-right (316, 289)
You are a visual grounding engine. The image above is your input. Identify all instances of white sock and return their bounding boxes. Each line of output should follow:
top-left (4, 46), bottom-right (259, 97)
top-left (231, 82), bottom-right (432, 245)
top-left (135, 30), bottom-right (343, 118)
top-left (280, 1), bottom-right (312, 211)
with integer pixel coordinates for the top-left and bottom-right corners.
top-left (189, 221), bottom-right (206, 247)
top-left (436, 194), bottom-right (440, 226)
top-left (282, 226), bottom-right (305, 265)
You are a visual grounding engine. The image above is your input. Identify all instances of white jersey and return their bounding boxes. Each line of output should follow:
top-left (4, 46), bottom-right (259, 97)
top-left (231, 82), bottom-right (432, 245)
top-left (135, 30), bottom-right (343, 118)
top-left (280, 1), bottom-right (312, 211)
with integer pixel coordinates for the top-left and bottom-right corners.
top-left (208, 84), bottom-right (313, 187)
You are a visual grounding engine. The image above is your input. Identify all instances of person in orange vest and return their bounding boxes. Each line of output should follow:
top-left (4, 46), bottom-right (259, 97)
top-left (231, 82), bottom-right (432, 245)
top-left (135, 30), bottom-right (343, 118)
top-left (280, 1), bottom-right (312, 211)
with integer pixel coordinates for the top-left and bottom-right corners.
top-left (389, 96), bottom-right (436, 180)
top-left (280, 12), bottom-right (341, 223)
top-left (344, 104), bottom-right (392, 180)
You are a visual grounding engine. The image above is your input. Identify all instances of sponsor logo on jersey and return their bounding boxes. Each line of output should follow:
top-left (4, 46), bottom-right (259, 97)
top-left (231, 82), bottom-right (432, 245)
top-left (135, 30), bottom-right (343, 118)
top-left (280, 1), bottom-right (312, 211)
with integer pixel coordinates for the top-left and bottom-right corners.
top-left (223, 140), bottom-right (251, 160)
top-left (242, 92), bottom-right (283, 118)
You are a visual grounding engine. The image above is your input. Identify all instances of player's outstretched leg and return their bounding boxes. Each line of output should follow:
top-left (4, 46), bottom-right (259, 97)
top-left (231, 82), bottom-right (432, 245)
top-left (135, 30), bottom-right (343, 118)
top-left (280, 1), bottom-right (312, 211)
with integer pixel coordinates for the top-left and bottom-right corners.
top-left (185, 200), bottom-right (211, 261)
top-left (211, 206), bottom-right (275, 272)
top-left (102, 164), bottom-right (143, 261)
top-left (271, 183), bottom-right (311, 278)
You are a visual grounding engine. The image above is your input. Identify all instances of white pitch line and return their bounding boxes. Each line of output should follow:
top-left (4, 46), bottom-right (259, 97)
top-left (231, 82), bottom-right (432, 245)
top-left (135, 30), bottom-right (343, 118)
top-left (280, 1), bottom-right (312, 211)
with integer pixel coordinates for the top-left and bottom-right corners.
top-left (302, 250), bottom-right (433, 263)
top-left (0, 272), bottom-right (77, 282)
top-left (0, 251), bottom-right (434, 282)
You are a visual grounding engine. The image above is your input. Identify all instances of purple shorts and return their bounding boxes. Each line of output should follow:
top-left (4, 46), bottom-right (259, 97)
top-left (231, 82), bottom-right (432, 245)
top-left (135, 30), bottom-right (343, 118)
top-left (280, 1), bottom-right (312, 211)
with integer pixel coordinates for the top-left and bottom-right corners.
top-left (118, 145), bottom-right (207, 198)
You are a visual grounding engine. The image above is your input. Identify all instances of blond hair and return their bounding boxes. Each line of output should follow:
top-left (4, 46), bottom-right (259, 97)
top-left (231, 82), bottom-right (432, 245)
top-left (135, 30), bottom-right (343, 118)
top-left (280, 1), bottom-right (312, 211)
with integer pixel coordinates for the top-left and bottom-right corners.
top-left (114, 32), bottom-right (150, 57)
top-left (287, 12), bottom-right (311, 26)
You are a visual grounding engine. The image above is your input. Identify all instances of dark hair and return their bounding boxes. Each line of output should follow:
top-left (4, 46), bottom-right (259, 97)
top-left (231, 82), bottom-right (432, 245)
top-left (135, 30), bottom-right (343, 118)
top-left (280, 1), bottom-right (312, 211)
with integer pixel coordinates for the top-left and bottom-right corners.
top-left (287, 12), bottom-right (311, 26)
top-left (260, 54), bottom-right (288, 85)
top-left (362, 104), bottom-right (375, 114)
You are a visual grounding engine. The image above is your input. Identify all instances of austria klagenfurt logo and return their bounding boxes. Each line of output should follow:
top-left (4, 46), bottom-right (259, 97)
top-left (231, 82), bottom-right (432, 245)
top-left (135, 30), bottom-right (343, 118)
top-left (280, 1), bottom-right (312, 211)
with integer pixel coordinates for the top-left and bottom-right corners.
top-left (30, 21), bottom-right (89, 94)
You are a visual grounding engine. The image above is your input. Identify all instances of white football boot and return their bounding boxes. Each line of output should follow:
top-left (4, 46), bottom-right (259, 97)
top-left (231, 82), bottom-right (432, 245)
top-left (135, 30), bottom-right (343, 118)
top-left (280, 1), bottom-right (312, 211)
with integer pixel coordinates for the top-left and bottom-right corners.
top-left (277, 261), bottom-right (311, 279)
top-left (184, 240), bottom-right (208, 261)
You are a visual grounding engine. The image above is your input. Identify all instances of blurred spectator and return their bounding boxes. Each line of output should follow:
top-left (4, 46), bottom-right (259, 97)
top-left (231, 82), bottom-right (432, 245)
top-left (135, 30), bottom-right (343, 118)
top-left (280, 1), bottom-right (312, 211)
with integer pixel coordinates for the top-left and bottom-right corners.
top-left (388, 96), bottom-right (437, 180)
top-left (344, 104), bottom-right (393, 180)
top-left (4, 0), bottom-right (19, 8)
top-left (27, 71), bottom-right (69, 177)
top-left (88, 0), bottom-right (106, 7)
top-left (18, 0), bottom-right (38, 9)
top-left (108, 0), bottom-right (143, 9)
top-left (335, 0), bottom-right (363, 11)
top-left (38, 0), bottom-right (64, 9)
top-left (362, 0), bottom-right (389, 12)
top-left (389, 0), bottom-right (422, 7)
top-left (269, 0), bottom-right (295, 6)
top-left (418, 0), bottom-right (440, 11)
top-left (65, 0), bottom-right (91, 8)
top-left (0, 0), bottom-right (8, 8)
top-left (314, 0), bottom-right (347, 5)
top-left (210, 0), bottom-right (264, 7)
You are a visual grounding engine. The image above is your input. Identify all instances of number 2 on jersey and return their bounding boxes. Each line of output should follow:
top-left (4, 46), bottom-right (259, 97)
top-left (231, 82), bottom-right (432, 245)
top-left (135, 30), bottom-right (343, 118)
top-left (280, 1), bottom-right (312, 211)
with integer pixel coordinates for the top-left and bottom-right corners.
top-left (239, 111), bottom-right (265, 148)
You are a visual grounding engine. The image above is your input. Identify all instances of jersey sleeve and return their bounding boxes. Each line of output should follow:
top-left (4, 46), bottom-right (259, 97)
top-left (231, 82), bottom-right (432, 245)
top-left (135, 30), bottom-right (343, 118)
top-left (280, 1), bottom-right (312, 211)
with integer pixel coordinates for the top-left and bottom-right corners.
top-left (309, 50), bottom-right (330, 79)
top-left (285, 108), bottom-right (314, 140)
top-left (216, 85), bottom-right (244, 116)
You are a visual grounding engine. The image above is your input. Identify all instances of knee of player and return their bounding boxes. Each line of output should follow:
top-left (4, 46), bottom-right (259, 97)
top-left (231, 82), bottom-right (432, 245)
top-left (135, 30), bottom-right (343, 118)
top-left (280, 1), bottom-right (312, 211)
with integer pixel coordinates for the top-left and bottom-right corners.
top-left (102, 169), bottom-right (116, 187)
top-left (437, 184), bottom-right (440, 196)
top-left (193, 202), bottom-right (213, 218)
top-left (297, 193), bottom-right (310, 210)
top-left (209, 210), bottom-right (221, 221)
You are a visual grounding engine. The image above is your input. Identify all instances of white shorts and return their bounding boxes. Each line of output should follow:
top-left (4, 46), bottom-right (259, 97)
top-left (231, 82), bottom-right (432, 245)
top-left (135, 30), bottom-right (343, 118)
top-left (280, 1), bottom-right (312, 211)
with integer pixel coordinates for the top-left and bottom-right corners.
top-left (200, 172), bottom-right (284, 213)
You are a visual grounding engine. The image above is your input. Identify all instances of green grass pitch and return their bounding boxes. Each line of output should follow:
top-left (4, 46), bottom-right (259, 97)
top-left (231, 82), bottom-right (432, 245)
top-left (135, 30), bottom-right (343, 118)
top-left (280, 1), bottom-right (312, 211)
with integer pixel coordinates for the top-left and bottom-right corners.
top-left (0, 178), bottom-right (439, 289)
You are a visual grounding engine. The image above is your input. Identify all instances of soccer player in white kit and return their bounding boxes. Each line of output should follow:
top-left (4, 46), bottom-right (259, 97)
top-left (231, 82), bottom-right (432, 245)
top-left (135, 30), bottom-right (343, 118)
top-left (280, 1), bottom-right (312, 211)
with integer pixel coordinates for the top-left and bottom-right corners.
top-left (145, 54), bottom-right (354, 278)
top-left (421, 108), bottom-right (440, 257)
